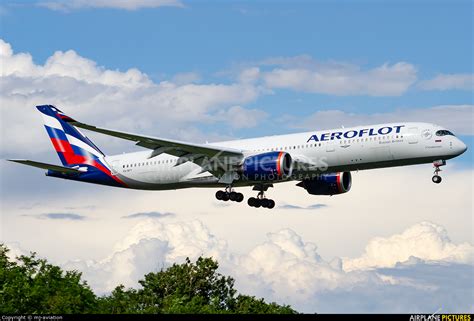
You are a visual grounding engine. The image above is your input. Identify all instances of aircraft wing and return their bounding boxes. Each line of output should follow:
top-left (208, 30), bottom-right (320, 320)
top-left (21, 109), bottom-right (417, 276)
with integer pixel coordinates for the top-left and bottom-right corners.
top-left (8, 159), bottom-right (84, 174)
top-left (67, 119), bottom-right (244, 175)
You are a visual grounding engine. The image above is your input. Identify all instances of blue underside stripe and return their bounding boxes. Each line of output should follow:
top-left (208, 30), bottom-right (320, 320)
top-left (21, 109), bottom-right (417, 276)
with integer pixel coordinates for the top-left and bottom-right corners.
top-left (47, 167), bottom-right (124, 188)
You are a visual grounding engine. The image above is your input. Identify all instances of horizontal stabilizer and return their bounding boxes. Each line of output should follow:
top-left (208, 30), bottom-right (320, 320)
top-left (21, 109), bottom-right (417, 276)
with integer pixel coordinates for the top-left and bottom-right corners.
top-left (8, 159), bottom-right (83, 174)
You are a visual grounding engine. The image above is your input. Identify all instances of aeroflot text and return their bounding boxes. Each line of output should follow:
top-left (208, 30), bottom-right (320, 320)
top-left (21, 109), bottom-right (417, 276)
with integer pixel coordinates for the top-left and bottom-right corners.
top-left (307, 125), bottom-right (405, 143)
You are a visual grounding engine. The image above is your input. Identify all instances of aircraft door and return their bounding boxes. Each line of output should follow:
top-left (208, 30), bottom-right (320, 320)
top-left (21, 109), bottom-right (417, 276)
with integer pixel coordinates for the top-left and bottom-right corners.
top-left (110, 160), bottom-right (121, 175)
top-left (325, 140), bottom-right (338, 166)
top-left (326, 140), bottom-right (336, 152)
top-left (407, 127), bottom-right (419, 144)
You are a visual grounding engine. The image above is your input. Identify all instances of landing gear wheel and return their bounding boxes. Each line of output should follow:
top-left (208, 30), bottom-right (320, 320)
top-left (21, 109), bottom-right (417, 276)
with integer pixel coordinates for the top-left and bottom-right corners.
top-left (221, 193), bottom-right (230, 201)
top-left (248, 185), bottom-right (276, 209)
top-left (215, 190), bottom-right (225, 200)
top-left (248, 197), bottom-right (262, 208)
top-left (254, 198), bottom-right (262, 208)
top-left (432, 175), bottom-right (442, 184)
top-left (229, 192), bottom-right (238, 201)
top-left (248, 197), bottom-right (256, 207)
top-left (216, 187), bottom-right (244, 203)
top-left (261, 199), bottom-right (270, 208)
top-left (267, 199), bottom-right (275, 209)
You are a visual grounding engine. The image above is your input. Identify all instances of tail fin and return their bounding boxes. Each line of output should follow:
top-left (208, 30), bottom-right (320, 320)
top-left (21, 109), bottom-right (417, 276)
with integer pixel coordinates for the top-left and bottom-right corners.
top-left (37, 105), bottom-right (105, 166)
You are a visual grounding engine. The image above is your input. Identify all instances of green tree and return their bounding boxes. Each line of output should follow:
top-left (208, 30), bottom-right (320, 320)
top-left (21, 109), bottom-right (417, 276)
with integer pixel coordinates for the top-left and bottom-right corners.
top-left (1, 244), bottom-right (297, 314)
top-left (233, 295), bottom-right (296, 314)
top-left (99, 257), bottom-right (296, 314)
top-left (0, 244), bottom-right (97, 313)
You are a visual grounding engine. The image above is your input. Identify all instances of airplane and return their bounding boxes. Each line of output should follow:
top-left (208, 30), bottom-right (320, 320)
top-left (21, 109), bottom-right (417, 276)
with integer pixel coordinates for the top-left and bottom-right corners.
top-left (9, 105), bottom-right (467, 209)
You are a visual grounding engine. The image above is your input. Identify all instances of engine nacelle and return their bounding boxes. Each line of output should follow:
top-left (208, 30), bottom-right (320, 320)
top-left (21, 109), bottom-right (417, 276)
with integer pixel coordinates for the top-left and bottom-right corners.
top-left (241, 151), bottom-right (292, 181)
top-left (297, 172), bottom-right (352, 195)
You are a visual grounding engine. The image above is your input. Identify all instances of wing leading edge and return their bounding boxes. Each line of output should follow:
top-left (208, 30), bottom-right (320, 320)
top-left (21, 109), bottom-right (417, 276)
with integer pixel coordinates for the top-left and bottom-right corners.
top-left (59, 110), bottom-right (244, 176)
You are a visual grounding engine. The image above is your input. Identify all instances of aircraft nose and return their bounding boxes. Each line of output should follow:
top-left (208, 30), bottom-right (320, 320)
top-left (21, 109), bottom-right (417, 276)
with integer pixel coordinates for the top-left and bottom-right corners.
top-left (456, 139), bottom-right (467, 155)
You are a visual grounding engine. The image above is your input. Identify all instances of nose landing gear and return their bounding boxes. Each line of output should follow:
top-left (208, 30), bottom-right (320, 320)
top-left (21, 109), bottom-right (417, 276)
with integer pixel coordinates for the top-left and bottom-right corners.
top-left (432, 175), bottom-right (442, 184)
top-left (432, 160), bottom-right (446, 184)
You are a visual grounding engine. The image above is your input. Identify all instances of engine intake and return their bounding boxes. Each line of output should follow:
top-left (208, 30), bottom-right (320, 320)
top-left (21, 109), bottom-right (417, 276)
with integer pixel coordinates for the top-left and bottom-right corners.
top-left (241, 151), bottom-right (292, 181)
top-left (297, 172), bottom-right (351, 195)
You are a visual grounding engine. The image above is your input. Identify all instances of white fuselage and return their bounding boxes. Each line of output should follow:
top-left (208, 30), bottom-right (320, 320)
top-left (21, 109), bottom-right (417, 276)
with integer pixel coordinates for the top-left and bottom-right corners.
top-left (103, 122), bottom-right (467, 190)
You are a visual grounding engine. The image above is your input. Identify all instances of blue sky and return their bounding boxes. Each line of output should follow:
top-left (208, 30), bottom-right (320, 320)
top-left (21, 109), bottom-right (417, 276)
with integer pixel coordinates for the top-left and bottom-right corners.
top-left (2, 0), bottom-right (472, 164)
top-left (3, 1), bottom-right (472, 74)
top-left (1, 0), bottom-right (473, 313)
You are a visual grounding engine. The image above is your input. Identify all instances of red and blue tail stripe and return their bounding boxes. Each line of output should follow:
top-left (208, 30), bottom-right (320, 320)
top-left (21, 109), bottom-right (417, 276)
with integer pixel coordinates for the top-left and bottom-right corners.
top-left (37, 105), bottom-right (127, 188)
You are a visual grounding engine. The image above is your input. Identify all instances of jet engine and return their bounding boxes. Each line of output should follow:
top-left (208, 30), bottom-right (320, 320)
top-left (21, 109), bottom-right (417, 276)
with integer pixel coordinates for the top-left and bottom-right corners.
top-left (241, 151), bottom-right (292, 181)
top-left (297, 172), bottom-right (352, 195)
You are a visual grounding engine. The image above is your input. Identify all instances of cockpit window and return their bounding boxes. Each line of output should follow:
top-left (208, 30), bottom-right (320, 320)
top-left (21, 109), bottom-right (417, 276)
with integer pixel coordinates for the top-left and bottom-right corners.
top-left (435, 130), bottom-right (455, 137)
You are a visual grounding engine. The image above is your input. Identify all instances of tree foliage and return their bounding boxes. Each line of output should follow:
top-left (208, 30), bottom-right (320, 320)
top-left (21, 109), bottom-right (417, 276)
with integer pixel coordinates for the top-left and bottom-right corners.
top-left (0, 244), bottom-right (296, 314)
top-left (0, 244), bottom-right (97, 313)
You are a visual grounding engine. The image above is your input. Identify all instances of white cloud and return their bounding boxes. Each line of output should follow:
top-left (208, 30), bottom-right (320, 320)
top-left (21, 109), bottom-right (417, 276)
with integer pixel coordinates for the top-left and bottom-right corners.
top-left (238, 67), bottom-right (261, 84)
top-left (43, 219), bottom-right (473, 312)
top-left (63, 219), bottom-right (230, 293)
top-left (283, 105), bottom-right (474, 135)
top-left (40, 0), bottom-right (184, 11)
top-left (66, 238), bottom-right (171, 293)
top-left (419, 74), bottom-right (474, 91)
top-left (0, 40), bottom-right (151, 88)
top-left (214, 105), bottom-right (268, 129)
top-left (2, 164), bottom-right (473, 312)
top-left (3, 242), bottom-right (29, 262)
top-left (0, 39), bottom-right (264, 156)
top-left (343, 221), bottom-right (474, 271)
top-left (261, 58), bottom-right (417, 96)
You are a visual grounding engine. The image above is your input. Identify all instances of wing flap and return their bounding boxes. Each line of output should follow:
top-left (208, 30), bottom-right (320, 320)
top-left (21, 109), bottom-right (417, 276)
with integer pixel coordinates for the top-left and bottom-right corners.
top-left (8, 159), bottom-right (83, 174)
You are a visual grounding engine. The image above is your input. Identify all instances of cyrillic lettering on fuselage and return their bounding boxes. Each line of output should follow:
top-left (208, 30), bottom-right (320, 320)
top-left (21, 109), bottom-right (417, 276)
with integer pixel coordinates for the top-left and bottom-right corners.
top-left (307, 125), bottom-right (405, 143)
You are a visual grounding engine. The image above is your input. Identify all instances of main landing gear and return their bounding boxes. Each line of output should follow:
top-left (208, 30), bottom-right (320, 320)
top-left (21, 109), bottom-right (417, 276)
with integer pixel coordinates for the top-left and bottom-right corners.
top-left (215, 186), bottom-right (244, 203)
top-left (248, 186), bottom-right (275, 209)
top-left (432, 160), bottom-right (446, 184)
